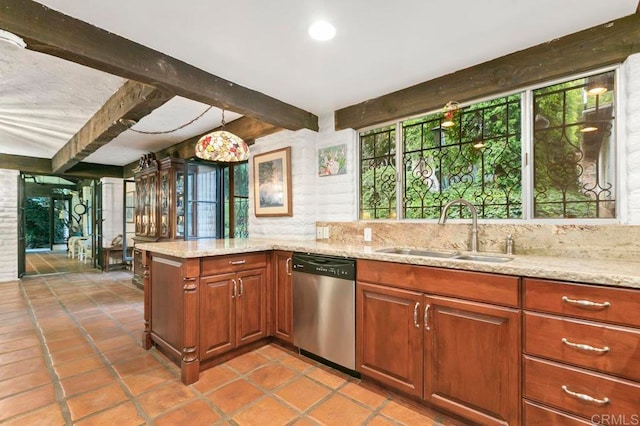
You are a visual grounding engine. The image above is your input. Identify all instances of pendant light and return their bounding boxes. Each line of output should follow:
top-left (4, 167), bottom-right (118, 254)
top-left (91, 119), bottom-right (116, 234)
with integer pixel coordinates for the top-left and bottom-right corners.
top-left (195, 110), bottom-right (250, 162)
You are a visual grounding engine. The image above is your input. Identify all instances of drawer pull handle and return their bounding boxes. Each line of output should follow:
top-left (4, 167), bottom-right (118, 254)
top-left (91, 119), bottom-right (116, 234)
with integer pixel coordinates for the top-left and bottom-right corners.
top-left (232, 279), bottom-right (237, 299)
top-left (562, 296), bottom-right (611, 309)
top-left (286, 257), bottom-right (292, 276)
top-left (230, 260), bottom-right (246, 265)
top-left (562, 338), bottom-right (610, 354)
top-left (561, 385), bottom-right (610, 405)
top-left (413, 302), bottom-right (420, 328)
top-left (239, 278), bottom-right (244, 296)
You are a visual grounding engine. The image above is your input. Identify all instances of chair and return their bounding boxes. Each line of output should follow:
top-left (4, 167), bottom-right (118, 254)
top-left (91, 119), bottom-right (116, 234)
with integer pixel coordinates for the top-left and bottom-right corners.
top-left (79, 239), bottom-right (93, 263)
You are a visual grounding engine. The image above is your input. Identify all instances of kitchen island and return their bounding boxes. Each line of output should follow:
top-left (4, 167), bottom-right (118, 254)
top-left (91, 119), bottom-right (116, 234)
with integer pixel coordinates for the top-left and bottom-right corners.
top-left (138, 238), bottom-right (640, 425)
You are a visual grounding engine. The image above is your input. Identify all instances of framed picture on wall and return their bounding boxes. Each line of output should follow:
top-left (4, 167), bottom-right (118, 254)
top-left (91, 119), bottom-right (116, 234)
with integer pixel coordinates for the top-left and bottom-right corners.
top-left (253, 147), bottom-right (292, 217)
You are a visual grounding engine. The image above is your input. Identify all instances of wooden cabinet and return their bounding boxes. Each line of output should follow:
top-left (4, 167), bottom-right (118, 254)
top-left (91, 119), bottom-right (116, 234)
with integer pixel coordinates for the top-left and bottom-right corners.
top-left (424, 295), bottom-right (520, 426)
top-left (356, 259), bottom-right (521, 425)
top-left (144, 250), bottom-right (268, 384)
top-left (200, 254), bottom-right (267, 362)
top-left (133, 157), bottom-right (185, 286)
top-left (272, 251), bottom-right (293, 343)
top-left (357, 282), bottom-right (423, 397)
top-left (134, 157), bottom-right (185, 241)
top-left (523, 278), bottom-right (640, 423)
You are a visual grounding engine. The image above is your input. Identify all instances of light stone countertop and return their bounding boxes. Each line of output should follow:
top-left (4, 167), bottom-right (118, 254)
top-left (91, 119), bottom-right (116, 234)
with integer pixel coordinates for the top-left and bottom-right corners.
top-left (135, 238), bottom-right (640, 289)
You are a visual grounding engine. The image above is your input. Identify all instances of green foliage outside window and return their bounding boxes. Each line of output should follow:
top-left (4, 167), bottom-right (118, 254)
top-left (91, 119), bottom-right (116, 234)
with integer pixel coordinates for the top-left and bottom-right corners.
top-left (359, 70), bottom-right (617, 220)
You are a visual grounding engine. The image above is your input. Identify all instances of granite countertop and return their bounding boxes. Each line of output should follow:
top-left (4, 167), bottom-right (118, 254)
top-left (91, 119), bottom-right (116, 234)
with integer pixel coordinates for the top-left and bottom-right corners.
top-left (135, 238), bottom-right (640, 289)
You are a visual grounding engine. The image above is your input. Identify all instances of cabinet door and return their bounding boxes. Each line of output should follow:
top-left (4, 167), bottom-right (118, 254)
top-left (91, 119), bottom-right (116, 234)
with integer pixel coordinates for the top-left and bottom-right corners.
top-left (200, 273), bottom-right (236, 360)
top-left (236, 268), bottom-right (267, 346)
top-left (424, 295), bottom-right (521, 426)
top-left (273, 251), bottom-right (293, 342)
top-left (159, 169), bottom-right (170, 238)
top-left (356, 282), bottom-right (423, 397)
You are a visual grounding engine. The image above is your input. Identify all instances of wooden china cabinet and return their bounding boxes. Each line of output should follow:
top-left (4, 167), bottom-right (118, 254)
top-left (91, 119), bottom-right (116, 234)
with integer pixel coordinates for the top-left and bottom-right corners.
top-left (132, 156), bottom-right (185, 288)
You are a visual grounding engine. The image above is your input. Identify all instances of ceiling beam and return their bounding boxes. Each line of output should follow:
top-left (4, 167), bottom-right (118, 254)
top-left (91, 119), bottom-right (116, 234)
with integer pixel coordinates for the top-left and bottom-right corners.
top-left (52, 80), bottom-right (174, 174)
top-left (0, 154), bottom-right (123, 179)
top-left (0, 154), bottom-right (51, 175)
top-left (335, 13), bottom-right (640, 130)
top-left (123, 116), bottom-right (282, 177)
top-left (0, 0), bottom-right (318, 132)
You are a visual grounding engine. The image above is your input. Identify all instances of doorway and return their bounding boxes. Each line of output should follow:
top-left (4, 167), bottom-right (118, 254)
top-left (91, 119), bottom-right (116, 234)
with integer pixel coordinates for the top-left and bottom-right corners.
top-left (19, 174), bottom-right (102, 276)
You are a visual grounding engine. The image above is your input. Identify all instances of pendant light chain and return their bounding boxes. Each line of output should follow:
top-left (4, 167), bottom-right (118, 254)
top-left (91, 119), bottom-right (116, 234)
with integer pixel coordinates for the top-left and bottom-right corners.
top-left (128, 105), bottom-right (214, 135)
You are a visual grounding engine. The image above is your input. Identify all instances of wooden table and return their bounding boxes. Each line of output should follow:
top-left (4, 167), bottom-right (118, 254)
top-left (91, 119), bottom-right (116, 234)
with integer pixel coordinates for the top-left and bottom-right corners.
top-left (102, 246), bottom-right (133, 272)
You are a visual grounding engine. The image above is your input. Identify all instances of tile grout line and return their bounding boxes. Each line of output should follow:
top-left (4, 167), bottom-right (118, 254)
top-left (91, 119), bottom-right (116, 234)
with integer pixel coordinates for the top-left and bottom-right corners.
top-left (36, 274), bottom-right (156, 425)
top-left (17, 277), bottom-right (73, 424)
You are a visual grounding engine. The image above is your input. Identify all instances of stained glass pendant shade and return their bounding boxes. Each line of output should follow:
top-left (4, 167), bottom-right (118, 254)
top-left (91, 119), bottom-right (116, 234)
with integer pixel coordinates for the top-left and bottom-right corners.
top-left (195, 110), bottom-right (250, 162)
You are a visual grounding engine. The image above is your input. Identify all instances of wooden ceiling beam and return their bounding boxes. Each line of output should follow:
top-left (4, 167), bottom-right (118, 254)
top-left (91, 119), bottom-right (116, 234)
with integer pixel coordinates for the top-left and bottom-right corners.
top-left (52, 80), bottom-right (173, 174)
top-left (0, 0), bottom-right (318, 132)
top-left (0, 154), bottom-right (123, 179)
top-left (335, 13), bottom-right (640, 130)
top-left (123, 116), bottom-right (282, 177)
top-left (0, 154), bottom-right (51, 175)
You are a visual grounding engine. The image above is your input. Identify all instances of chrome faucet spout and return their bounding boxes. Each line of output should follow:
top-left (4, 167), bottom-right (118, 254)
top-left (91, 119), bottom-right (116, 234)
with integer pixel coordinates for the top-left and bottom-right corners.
top-left (438, 199), bottom-right (479, 253)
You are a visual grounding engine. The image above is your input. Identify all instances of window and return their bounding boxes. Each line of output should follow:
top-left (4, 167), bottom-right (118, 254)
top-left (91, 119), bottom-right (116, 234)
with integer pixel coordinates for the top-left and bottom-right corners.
top-left (359, 69), bottom-right (617, 221)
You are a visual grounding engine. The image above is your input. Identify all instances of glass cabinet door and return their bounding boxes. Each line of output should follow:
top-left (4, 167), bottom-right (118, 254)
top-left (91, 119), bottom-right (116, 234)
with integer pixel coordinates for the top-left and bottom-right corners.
top-left (185, 160), bottom-right (223, 240)
top-left (159, 170), bottom-right (170, 238)
top-left (175, 171), bottom-right (185, 238)
top-left (148, 174), bottom-right (156, 236)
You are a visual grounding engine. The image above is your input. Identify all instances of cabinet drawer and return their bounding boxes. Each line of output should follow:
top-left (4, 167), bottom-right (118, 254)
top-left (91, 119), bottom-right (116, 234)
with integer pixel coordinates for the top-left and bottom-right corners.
top-left (525, 312), bottom-right (640, 382)
top-left (524, 356), bottom-right (640, 420)
top-left (201, 252), bottom-right (267, 275)
top-left (524, 279), bottom-right (640, 327)
top-left (357, 259), bottom-right (519, 307)
top-left (524, 400), bottom-right (592, 425)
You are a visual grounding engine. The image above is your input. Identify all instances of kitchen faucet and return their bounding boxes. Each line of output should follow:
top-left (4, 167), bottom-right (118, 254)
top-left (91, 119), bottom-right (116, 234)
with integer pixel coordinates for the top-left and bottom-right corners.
top-left (438, 199), bottom-right (478, 253)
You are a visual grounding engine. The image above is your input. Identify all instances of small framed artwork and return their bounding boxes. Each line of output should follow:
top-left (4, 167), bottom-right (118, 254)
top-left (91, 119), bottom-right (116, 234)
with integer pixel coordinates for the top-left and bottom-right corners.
top-left (253, 147), bottom-right (292, 217)
top-left (318, 144), bottom-right (346, 176)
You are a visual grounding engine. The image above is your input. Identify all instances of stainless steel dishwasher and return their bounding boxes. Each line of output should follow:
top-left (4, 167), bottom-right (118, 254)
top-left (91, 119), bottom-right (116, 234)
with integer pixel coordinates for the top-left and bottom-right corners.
top-left (292, 253), bottom-right (356, 371)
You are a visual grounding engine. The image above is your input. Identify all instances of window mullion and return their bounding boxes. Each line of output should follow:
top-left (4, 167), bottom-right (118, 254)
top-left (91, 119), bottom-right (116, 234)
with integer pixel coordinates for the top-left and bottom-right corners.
top-left (395, 121), bottom-right (403, 220)
top-left (522, 89), bottom-right (533, 220)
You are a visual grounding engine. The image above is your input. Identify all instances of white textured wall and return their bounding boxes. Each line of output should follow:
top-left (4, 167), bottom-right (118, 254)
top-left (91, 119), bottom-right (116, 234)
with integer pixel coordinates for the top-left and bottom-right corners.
top-left (315, 115), bottom-right (359, 222)
top-left (624, 54), bottom-right (640, 224)
top-left (101, 177), bottom-right (124, 247)
top-left (0, 170), bottom-right (19, 281)
top-left (249, 129), bottom-right (318, 240)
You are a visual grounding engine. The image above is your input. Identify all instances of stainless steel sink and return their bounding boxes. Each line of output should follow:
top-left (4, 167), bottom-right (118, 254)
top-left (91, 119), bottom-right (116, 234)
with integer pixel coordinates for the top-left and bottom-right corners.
top-left (375, 247), bottom-right (458, 258)
top-left (452, 254), bottom-right (513, 263)
top-left (375, 247), bottom-right (514, 263)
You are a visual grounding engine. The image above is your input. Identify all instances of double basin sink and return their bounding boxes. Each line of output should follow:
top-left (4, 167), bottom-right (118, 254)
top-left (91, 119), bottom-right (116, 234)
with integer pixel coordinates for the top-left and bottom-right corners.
top-left (376, 247), bottom-right (513, 263)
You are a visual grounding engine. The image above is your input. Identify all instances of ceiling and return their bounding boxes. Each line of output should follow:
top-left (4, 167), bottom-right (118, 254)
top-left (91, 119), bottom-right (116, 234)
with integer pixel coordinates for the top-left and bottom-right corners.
top-left (0, 0), bottom-right (637, 168)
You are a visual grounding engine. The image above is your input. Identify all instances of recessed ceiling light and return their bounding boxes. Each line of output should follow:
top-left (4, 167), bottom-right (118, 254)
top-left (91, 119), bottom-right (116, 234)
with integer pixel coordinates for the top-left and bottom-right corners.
top-left (308, 21), bottom-right (336, 41)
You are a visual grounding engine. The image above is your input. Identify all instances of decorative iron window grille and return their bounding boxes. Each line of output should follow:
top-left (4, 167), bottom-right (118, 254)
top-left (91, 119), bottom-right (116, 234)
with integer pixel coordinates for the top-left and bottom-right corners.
top-left (403, 94), bottom-right (522, 219)
top-left (358, 69), bottom-right (617, 221)
top-left (533, 70), bottom-right (616, 218)
top-left (360, 125), bottom-right (396, 219)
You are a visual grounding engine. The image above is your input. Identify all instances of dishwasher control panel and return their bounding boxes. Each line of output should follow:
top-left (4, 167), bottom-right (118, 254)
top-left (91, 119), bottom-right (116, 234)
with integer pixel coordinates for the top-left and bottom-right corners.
top-left (292, 253), bottom-right (355, 281)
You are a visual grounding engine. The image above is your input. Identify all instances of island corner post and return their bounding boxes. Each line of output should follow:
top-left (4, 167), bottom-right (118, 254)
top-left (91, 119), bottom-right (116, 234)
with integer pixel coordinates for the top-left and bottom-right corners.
top-left (141, 249), bottom-right (202, 385)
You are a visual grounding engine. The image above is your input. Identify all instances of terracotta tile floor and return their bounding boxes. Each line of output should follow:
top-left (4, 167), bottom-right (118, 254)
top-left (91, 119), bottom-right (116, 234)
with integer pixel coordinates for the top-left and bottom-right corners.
top-left (0, 271), bottom-right (468, 425)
